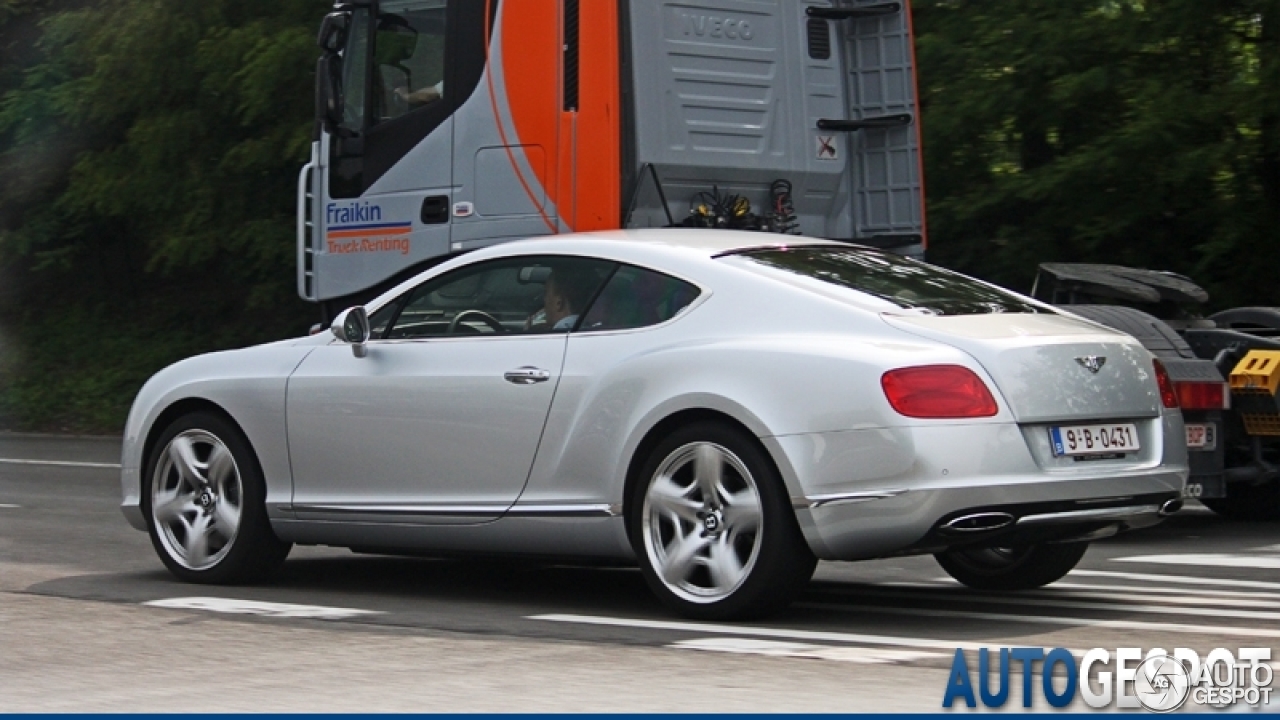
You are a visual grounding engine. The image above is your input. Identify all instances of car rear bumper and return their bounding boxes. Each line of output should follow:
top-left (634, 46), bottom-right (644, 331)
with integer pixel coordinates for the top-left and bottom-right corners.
top-left (793, 486), bottom-right (1181, 561)
top-left (764, 418), bottom-right (1187, 561)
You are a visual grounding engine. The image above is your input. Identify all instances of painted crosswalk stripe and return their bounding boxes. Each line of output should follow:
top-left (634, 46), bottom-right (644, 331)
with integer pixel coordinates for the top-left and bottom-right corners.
top-left (145, 597), bottom-right (380, 620)
top-left (1072, 568), bottom-right (1280, 591)
top-left (1046, 581), bottom-right (1280, 602)
top-left (669, 638), bottom-right (947, 664)
top-left (0, 458), bottom-right (121, 469)
top-left (530, 613), bottom-right (1013, 652)
top-left (882, 579), bottom-right (1280, 602)
top-left (812, 587), bottom-right (1280, 615)
top-left (0, 503), bottom-right (19, 509)
top-left (1113, 553), bottom-right (1280, 570)
top-left (798, 602), bottom-right (1280, 638)
top-left (850, 583), bottom-right (1280, 609)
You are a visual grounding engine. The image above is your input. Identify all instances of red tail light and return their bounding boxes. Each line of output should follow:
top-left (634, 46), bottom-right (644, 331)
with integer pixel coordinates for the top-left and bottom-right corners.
top-left (1175, 381), bottom-right (1229, 410)
top-left (881, 365), bottom-right (999, 419)
top-left (1152, 359), bottom-right (1179, 409)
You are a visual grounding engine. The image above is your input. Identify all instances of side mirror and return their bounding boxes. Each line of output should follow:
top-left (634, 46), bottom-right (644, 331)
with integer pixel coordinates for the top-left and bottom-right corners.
top-left (316, 54), bottom-right (346, 135)
top-left (317, 12), bottom-right (350, 54)
top-left (331, 306), bottom-right (371, 358)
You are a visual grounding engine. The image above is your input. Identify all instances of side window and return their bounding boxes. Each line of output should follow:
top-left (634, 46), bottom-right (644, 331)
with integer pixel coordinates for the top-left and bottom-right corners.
top-left (579, 265), bottom-right (701, 332)
top-left (368, 299), bottom-right (400, 338)
top-left (374, 2), bottom-right (448, 124)
top-left (381, 257), bottom-right (616, 339)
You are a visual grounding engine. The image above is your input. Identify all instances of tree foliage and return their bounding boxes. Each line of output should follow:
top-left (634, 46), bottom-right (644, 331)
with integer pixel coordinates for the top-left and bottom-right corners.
top-left (915, 0), bottom-right (1280, 306)
top-left (0, 0), bottom-right (327, 431)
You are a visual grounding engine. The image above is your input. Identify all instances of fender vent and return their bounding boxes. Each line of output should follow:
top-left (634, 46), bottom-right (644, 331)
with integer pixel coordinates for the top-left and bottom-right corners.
top-left (807, 18), bottom-right (831, 60)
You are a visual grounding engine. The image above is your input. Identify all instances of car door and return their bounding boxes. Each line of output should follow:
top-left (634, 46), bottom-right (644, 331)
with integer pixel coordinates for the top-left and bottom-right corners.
top-left (286, 255), bottom-right (616, 525)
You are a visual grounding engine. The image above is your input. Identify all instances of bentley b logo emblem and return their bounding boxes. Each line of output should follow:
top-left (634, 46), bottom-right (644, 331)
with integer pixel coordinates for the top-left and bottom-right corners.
top-left (1076, 356), bottom-right (1106, 374)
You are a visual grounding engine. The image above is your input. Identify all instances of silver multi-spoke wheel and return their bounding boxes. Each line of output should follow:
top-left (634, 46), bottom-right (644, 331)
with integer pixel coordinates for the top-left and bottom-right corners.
top-left (150, 429), bottom-right (243, 571)
top-left (641, 441), bottom-right (764, 604)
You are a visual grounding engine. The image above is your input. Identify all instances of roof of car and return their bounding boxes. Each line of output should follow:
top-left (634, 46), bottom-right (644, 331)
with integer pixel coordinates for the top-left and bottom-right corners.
top-left (366, 230), bottom-right (850, 315)
top-left (489, 228), bottom-right (845, 257)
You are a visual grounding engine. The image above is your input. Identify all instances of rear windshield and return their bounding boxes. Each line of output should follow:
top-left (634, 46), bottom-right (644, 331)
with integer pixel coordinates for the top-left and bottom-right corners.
top-left (723, 246), bottom-right (1045, 316)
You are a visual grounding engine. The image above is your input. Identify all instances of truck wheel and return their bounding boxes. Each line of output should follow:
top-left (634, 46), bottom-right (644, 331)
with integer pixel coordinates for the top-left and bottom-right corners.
top-left (143, 412), bottom-right (291, 583)
top-left (630, 421), bottom-right (816, 620)
top-left (1201, 483), bottom-right (1280, 521)
top-left (935, 543), bottom-right (1088, 591)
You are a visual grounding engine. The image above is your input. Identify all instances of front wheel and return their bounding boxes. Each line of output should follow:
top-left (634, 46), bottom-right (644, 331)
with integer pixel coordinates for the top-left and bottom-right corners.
top-left (630, 421), bottom-right (816, 620)
top-left (934, 542), bottom-right (1088, 591)
top-left (144, 412), bottom-right (291, 584)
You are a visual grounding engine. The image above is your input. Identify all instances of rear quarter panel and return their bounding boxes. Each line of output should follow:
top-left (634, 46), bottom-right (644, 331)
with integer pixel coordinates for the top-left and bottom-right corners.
top-left (520, 286), bottom-right (1003, 507)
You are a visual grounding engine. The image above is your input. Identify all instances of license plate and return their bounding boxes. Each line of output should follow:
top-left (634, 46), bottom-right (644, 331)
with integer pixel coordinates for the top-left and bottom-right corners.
top-left (1186, 423), bottom-right (1217, 451)
top-left (1049, 423), bottom-right (1140, 457)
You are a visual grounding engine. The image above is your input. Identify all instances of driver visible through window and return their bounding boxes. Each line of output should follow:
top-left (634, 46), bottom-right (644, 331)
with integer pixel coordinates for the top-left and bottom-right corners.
top-left (379, 257), bottom-right (615, 339)
top-left (375, 0), bottom-right (448, 123)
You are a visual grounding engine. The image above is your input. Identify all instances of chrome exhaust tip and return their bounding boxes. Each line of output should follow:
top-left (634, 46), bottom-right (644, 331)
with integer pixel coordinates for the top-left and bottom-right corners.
top-left (940, 512), bottom-right (1016, 533)
top-left (1159, 499), bottom-right (1184, 517)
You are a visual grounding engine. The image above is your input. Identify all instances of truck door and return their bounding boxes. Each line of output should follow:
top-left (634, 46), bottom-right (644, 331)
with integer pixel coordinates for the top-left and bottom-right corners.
top-left (300, 0), bottom-right (490, 311)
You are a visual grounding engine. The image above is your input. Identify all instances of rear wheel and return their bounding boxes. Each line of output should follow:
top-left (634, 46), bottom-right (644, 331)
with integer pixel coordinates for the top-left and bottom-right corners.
top-left (630, 421), bottom-right (816, 620)
top-left (144, 412), bottom-right (291, 583)
top-left (935, 542), bottom-right (1088, 591)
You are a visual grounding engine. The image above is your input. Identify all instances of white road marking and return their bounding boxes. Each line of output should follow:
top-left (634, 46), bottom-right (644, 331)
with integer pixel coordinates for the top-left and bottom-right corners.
top-left (0, 458), bottom-right (121, 469)
top-left (0, 503), bottom-right (19, 509)
top-left (145, 597), bottom-right (381, 620)
top-left (1048, 581), bottom-right (1280, 602)
top-left (669, 638), bottom-right (946, 664)
top-left (884, 579), bottom-right (1280, 602)
top-left (1071, 569), bottom-right (1280, 591)
top-left (799, 602), bottom-right (1280, 638)
top-left (862, 583), bottom-right (1280, 609)
top-left (815, 587), bottom-right (1280, 616)
top-left (1114, 553), bottom-right (1280, 570)
top-left (530, 613), bottom-right (1059, 653)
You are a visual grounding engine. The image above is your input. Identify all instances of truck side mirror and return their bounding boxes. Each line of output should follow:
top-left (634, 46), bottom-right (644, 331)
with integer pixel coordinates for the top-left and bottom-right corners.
top-left (318, 12), bottom-right (349, 54)
top-left (316, 54), bottom-right (346, 135)
top-left (331, 306), bottom-right (371, 358)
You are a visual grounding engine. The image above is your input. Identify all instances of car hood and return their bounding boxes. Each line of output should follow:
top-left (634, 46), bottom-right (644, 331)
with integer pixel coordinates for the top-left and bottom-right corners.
top-left (881, 312), bottom-right (1162, 424)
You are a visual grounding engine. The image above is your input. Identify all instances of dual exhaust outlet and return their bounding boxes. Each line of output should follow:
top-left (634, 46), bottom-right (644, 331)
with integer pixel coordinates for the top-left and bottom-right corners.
top-left (939, 499), bottom-right (1183, 535)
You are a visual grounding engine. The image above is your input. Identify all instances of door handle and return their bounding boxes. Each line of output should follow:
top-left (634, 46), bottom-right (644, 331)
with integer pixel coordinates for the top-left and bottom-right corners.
top-left (421, 195), bottom-right (450, 224)
top-left (504, 367), bottom-right (551, 385)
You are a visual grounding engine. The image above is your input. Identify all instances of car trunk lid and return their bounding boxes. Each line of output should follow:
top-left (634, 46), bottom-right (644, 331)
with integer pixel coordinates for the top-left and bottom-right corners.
top-left (882, 312), bottom-right (1161, 424)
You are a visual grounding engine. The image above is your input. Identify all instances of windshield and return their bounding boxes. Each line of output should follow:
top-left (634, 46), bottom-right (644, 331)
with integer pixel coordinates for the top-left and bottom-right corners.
top-left (723, 246), bottom-right (1045, 316)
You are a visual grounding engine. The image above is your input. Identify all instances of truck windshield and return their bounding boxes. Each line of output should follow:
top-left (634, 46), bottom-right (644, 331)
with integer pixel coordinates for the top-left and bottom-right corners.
top-left (722, 246), bottom-right (1045, 316)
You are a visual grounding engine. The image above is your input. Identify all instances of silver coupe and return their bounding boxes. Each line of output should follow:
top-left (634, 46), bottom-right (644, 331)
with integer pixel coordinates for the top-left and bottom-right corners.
top-left (120, 230), bottom-right (1188, 619)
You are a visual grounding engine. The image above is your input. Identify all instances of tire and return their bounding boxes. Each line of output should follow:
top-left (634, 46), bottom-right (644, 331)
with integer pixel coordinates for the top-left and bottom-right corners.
top-left (1201, 482), bottom-right (1280, 521)
top-left (629, 421), bottom-right (816, 620)
top-left (934, 542), bottom-right (1088, 591)
top-left (143, 412), bottom-right (291, 583)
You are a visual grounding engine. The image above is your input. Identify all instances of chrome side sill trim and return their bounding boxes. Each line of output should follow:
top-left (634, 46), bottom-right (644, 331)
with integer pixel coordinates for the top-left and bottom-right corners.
top-left (293, 504), bottom-right (506, 516)
top-left (506, 504), bottom-right (621, 518)
top-left (793, 489), bottom-right (908, 510)
top-left (290, 503), bottom-right (621, 518)
top-left (1017, 504), bottom-right (1161, 526)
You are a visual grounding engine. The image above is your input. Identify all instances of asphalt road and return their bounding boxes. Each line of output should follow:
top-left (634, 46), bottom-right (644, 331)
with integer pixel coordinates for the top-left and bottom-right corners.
top-left (2, 433), bottom-right (1278, 712)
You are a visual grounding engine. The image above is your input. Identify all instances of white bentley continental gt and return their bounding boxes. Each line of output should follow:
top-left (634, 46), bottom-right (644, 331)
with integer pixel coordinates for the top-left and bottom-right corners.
top-left (120, 230), bottom-right (1188, 619)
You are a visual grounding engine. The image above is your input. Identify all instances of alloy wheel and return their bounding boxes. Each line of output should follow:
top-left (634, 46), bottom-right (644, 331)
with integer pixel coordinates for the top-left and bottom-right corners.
top-left (641, 441), bottom-right (764, 604)
top-left (150, 429), bottom-right (244, 571)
